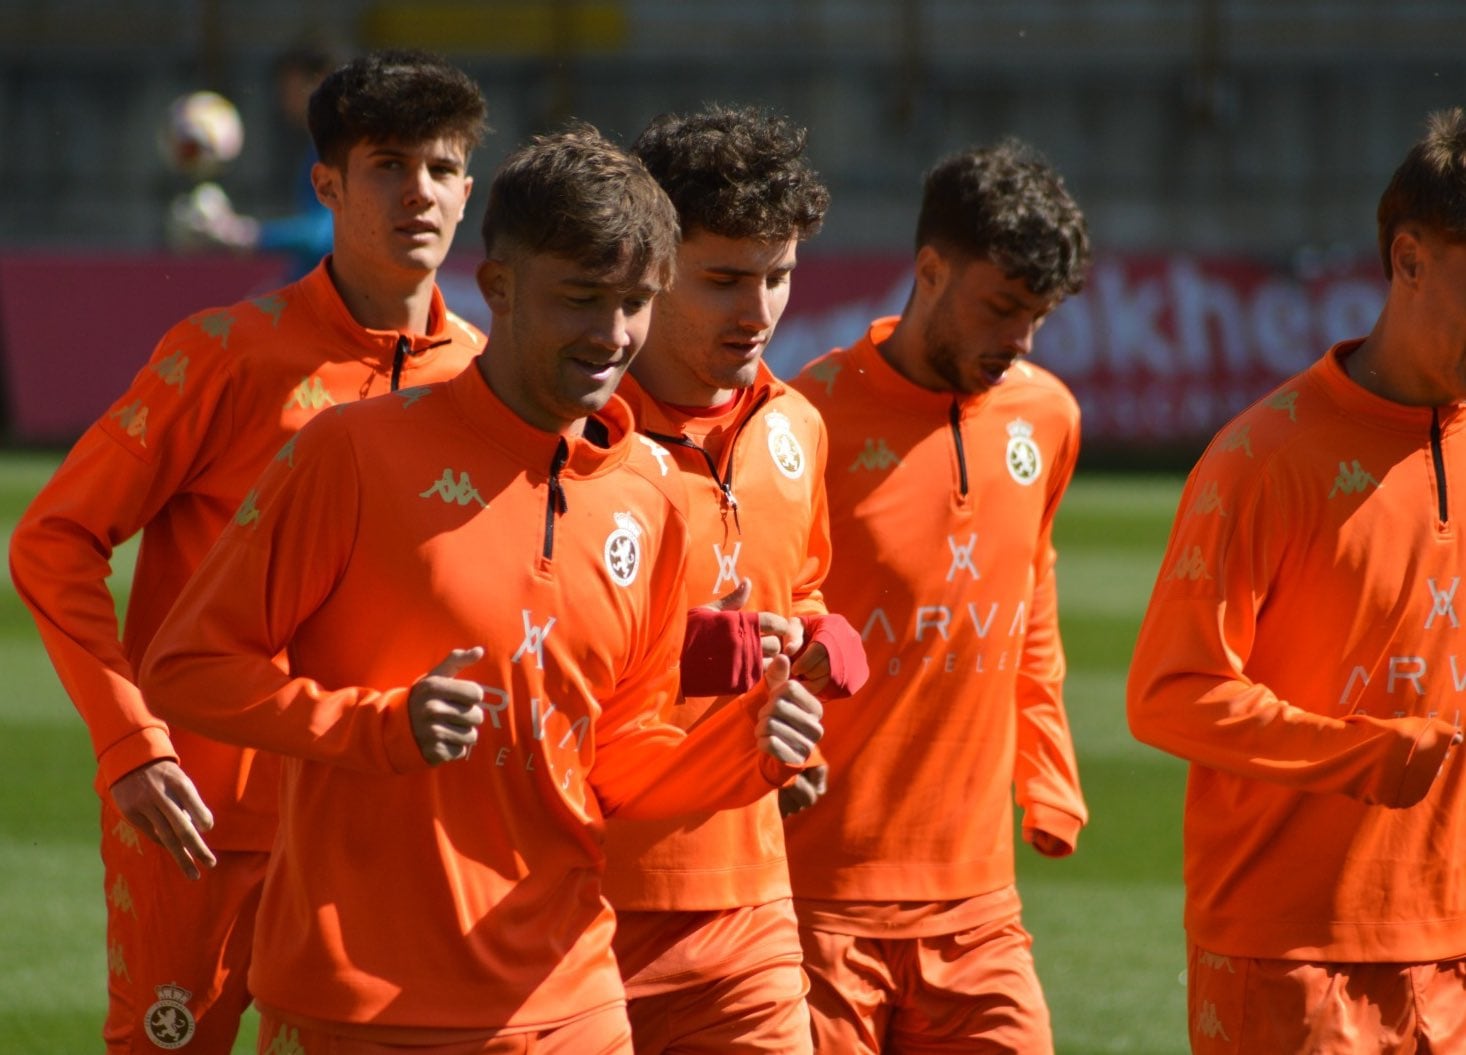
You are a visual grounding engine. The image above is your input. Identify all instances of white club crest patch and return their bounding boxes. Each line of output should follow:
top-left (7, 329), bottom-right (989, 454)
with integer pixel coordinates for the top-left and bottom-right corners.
top-left (604, 511), bottom-right (643, 587)
top-left (765, 410), bottom-right (805, 480)
top-left (144, 983), bottom-right (197, 1049)
top-left (1005, 418), bottom-right (1042, 485)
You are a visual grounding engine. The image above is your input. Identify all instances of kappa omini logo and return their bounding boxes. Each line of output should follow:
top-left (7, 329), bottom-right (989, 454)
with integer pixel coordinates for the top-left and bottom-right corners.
top-left (765, 410), bottom-right (806, 479)
top-left (637, 435), bottom-right (673, 476)
top-left (605, 511), bottom-right (643, 587)
top-left (144, 983), bottom-right (196, 1049)
top-left (1005, 418), bottom-right (1042, 485)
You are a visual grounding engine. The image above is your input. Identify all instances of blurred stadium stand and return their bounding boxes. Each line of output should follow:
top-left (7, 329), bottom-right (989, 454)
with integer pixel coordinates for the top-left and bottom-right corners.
top-left (0, 0), bottom-right (1462, 456)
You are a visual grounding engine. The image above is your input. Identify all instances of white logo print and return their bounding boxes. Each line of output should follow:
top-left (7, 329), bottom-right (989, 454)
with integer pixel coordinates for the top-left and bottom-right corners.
top-left (1427, 577), bottom-right (1461, 629)
top-left (766, 410), bottom-right (805, 480)
top-left (946, 533), bottom-right (980, 582)
top-left (512, 610), bottom-right (557, 669)
top-left (1005, 418), bottom-right (1042, 485)
top-left (143, 983), bottom-right (197, 1049)
top-left (605, 511), bottom-right (643, 587)
top-left (637, 435), bottom-right (672, 476)
top-left (713, 541), bottom-right (742, 593)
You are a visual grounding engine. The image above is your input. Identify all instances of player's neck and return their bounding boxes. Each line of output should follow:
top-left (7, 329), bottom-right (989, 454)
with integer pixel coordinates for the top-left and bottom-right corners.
top-left (328, 257), bottom-right (437, 335)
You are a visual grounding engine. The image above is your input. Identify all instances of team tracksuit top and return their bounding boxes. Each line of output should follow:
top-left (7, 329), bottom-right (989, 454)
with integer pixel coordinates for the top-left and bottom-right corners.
top-left (8, 261), bottom-right (484, 850)
top-left (784, 317), bottom-right (1089, 917)
top-left (140, 364), bottom-right (805, 1036)
top-left (1128, 341), bottom-right (1466, 963)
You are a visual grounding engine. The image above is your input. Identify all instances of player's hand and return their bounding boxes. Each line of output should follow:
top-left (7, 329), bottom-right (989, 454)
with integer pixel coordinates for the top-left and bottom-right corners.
top-left (409, 647), bottom-right (486, 765)
top-left (110, 759), bottom-right (217, 880)
top-left (779, 764), bottom-right (827, 817)
top-left (756, 654), bottom-right (823, 765)
top-left (790, 641), bottom-right (831, 696)
top-left (705, 579), bottom-right (804, 667)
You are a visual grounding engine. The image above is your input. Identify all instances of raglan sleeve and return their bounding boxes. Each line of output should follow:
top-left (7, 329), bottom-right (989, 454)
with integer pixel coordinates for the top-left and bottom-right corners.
top-left (1012, 419), bottom-right (1088, 855)
top-left (139, 419), bottom-right (428, 776)
top-left (590, 505), bottom-right (807, 820)
top-left (7, 328), bottom-right (236, 789)
top-left (1126, 449), bottom-right (1457, 808)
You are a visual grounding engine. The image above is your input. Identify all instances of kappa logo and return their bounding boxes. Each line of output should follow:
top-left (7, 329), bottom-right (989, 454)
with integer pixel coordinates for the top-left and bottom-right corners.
top-left (111, 816), bottom-right (144, 853)
top-left (1194, 1000), bottom-right (1231, 1042)
top-left (260, 1024), bottom-right (307, 1055)
top-left (1005, 418), bottom-right (1042, 485)
top-left (1219, 423), bottom-right (1253, 458)
top-left (150, 349), bottom-right (189, 393)
top-left (946, 533), bottom-right (980, 582)
top-left (765, 410), bottom-right (805, 479)
top-left (234, 489), bottom-right (261, 528)
top-left (274, 435), bottom-right (298, 468)
top-left (1167, 545), bottom-right (1213, 581)
top-left (804, 359), bottom-right (842, 395)
top-left (637, 435), bottom-right (673, 476)
top-left (420, 469), bottom-right (487, 508)
top-left (108, 939), bottom-right (130, 982)
top-left (250, 293), bottom-right (287, 327)
top-left (512, 610), bottom-right (557, 669)
top-left (1267, 389), bottom-right (1299, 422)
top-left (1188, 480), bottom-right (1227, 518)
top-left (193, 308), bottom-right (236, 347)
top-left (110, 400), bottom-right (149, 447)
top-left (850, 437), bottom-right (899, 472)
top-left (713, 541), bottom-right (742, 593)
top-left (143, 983), bottom-right (197, 1049)
top-left (283, 375), bottom-right (336, 412)
top-left (1328, 459), bottom-right (1380, 499)
top-left (605, 511), bottom-right (643, 586)
top-left (108, 873), bottom-right (136, 917)
top-left (396, 385), bottom-right (432, 408)
top-left (1427, 577), bottom-right (1461, 629)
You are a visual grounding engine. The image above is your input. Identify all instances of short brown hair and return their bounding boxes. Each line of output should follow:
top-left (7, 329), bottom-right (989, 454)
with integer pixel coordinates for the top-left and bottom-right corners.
top-left (631, 104), bottom-right (829, 242)
top-left (308, 49), bottom-right (488, 168)
top-left (481, 123), bottom-right (680, 288)
top-left (1376, 108), bottom-right (1466, 279)
top-left (916, 138), bottom-right (1090, 299)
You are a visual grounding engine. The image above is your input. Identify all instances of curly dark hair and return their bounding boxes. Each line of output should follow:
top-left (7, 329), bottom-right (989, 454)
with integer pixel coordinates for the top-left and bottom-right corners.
top-left (631, 104), bottom-right (829, 242)
top-left (308, 49), bottom-right (488, 167)
top-left (481, 122), bottom-right (680, 288)
top-left (1376, 107), bottom-right (1466, 280)
top-left (916, 138), bottom-right (1090, 298)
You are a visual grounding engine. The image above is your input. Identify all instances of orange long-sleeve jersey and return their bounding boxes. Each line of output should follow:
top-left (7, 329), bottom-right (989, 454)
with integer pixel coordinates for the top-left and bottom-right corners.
top-left (8, 262), bottom-right (483, 849)
top-left (139, 364), bottom-right (803, 1036)
top-left (784, 317), bottom-right (1088, 909)
top-left (1128, 342), bottom-right (1466, 963)
top-left (600, 364), bottom-right (837, 914)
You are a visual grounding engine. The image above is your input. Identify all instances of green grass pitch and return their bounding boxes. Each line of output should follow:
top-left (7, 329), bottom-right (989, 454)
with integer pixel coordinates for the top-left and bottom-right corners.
top-left (0, 452), bottom-right (1187, 1054)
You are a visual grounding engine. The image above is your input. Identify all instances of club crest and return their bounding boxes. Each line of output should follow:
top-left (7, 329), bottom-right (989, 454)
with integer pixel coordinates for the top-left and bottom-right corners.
top-left (144, 983), bottom-right (197, 1049)
top-left (1005, 418), bottom-right (1042, 485)
top-left (604, 511), bottom-right (643, 587)
top-left (766, 410), bottom-right (805, 480)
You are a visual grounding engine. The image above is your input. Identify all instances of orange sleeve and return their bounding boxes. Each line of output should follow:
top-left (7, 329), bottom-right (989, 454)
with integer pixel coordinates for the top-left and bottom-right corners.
top-left (139, 421), bottom-right (426, 776)
top-left (8, 332), bottom-right (234, 787)
top-left (789, 416), bottom-right (833, 621)
top-left (1127, 457), bottom-right (1457, 808)
top-left (1013, 430), bottom-right (1087, 853)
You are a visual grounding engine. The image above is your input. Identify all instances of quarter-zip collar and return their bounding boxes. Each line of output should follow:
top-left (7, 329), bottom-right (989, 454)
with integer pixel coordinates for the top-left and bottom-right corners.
top-left (1321, 340), bottom-right (1466, 435)
top-left (296, 258), bottom-right (480, 382)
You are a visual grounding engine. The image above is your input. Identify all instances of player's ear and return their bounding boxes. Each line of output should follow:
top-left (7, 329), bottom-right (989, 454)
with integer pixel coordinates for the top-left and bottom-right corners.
top-left (311, 161), bottom-right (343, 212)
top-left (1390, 228), bottom-right (1425, 287)
top-left (913, 244), bottom-right (950, 300)
top-left (476, 258), bottom-right (512, 313)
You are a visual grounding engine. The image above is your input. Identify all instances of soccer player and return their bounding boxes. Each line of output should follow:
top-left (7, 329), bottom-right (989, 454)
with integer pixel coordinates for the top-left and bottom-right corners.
top-left (784, 139), bottom-right (1092, 1053)
top-left (1127, 109), bottom-right (1466, 1054)
top-left (8, 49), bottom-right (488, 1052)
top-left (139, 124), bottom-right (826, 1053)
top-left (600, 104), bottom-right (867, 1054)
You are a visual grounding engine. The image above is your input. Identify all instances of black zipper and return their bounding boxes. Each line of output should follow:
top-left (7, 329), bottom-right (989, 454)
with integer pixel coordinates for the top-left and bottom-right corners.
top-left (948, 400), bottom-right (970, 497)
top-left (643, 392), bottom-right (769, 534)
top-left (1431, 408), bottom-right (1449, 524)
top-left (390, 335), bottom-right (411, 392)
top-left (543, 438), bottom-right (569, 559)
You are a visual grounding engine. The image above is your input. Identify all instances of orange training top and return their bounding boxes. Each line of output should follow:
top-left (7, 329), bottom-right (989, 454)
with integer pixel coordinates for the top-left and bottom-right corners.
top-left (8, 261), bottom-right (483, 849)
top-left (601, 362), bottom-right (837, 915)
top-left (784, 317), bottom-right (1088, 916)
top-left (1128, 342), bottom-right (1466, 962)
top-left (140, 365), bottom-right (802, 1035)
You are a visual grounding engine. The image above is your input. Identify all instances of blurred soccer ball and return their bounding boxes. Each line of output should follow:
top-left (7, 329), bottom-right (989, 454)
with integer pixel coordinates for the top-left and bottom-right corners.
top-left (158, 91), bottom-right (244, 178)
